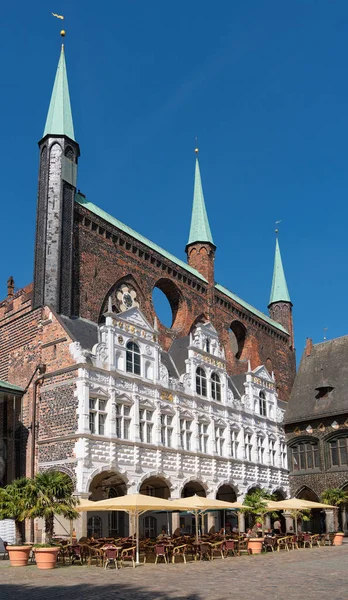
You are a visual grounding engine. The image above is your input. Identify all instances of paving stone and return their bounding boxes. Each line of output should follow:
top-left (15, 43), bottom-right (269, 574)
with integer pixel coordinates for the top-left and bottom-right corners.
top-left (0, 545), bottom-right (347, 600)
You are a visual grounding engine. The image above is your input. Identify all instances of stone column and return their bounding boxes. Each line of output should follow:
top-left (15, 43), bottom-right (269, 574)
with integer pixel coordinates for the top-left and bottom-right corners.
top-left (238, 512), bottom-right (245, 533)
top-left (340, 504), bottom-right (347, 534)
top-left (264, 515), bottom-right (271, 530)
top-left (171, 512), bottom-right (180, 535)
top-left (283, 511), bottom-right (294, 534)
top-left (207, 512), bottom-right (216, 534)
top-left (325, 509), bottom-right (335, 533)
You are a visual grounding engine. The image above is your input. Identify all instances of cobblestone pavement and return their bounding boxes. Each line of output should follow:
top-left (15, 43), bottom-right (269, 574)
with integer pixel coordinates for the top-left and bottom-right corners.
top-left (1, 545), bottom-right (347, 600)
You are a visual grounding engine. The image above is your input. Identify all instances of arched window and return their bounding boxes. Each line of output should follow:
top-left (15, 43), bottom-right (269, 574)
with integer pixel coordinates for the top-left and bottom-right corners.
top-left (196, 367), bottom-right (207, 397)
top-left (211, 373), bottom-right (221, 401)
top-left (259, 391), bottom-right (267, 417)
top-left (328, 435), bottom-right (348, 467)
top-left (290, 440), bottom-right (320, 472)
top-left (126, 341), bottom-right (141, 375)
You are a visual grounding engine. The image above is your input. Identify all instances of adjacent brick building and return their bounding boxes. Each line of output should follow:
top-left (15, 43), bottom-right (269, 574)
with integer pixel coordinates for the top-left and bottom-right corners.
top-left (285, 337), bottom-right (348, 533)
top-left (0, 40), bottom-right (296, 538)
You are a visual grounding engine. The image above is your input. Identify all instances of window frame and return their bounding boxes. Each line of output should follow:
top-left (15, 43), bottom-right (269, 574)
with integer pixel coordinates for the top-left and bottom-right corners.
top-left (196, 367), bottom-right (207, 397)
top-left (211, 372), bottom-right (221, 402)
top-left (328, 436), bottom-right (348, 468)
top-left (257, 435), bottom-right (265, 464)
top-left (160, 413), bottom-right (173, 447)
top-left (245, 432), bottom-right (253, 461)
top-left (180, 418), bottom-right (192, 451)
top-left (259, 391), bottom-right (267, 417)
top-left (290, 440), bottom-right (320, 472)
top-left (198, 421), bottom-right (209, 454)
top-left (140, 408), bottom-right (154, 444)
top-left (230, 428), bottom-right (239, 459)
top-left (116, 402), bottom-right (131, 440)
top-left (89, 397), bottom-right (108, 436)
top-left (126, 340), bottom-right (141, 375)
top-left (215, 425), bottom-right (225, 456)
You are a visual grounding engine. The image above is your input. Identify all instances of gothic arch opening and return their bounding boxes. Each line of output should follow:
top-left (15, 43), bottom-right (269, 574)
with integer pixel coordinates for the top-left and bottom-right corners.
top-left (229, 321), bottom-right (247, 360)
top-left (152, 278), bottom-right (186, 331)
top-left (88, 470), bottom-right (127, 501)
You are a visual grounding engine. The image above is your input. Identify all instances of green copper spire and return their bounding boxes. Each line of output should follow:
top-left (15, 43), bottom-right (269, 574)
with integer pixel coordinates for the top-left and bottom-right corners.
top-left (43, 44), bottom-right (75, 141)
top-left (187, 153), bottom-right (214, 246)
top-left (269, 236), bottom-right (291, 305)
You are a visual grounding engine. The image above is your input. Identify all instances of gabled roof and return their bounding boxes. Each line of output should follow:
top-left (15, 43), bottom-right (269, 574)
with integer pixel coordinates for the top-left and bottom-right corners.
top-left (43, 44), bottom-right (75, 140)
top-left (75, 193), bottom-right (208, 283)
top-left (269, 237), bottom-right (291, 305)
top-left (285, 335), bottom-right (348, 424)
top-left (187, 156), bottom-right (214, 247)
top-left (215, 283), bottom-right (288, 334)
top-left (58, 315), bottom-right (99, 351)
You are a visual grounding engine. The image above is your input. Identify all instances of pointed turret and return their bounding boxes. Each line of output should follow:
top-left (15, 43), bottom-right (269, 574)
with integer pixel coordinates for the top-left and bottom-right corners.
top-left (268, 234), bottom-right (294, 348)
top-left (269, 237), bottom-right (290, 305)
top-left (43, 44), bottom-right (75, 140)
top-left (187, 156), bottom-right (214, 247)
top-left (33, 37), bottom-right (80, 315)
top-left (186, 150), bottom-right (215, 284)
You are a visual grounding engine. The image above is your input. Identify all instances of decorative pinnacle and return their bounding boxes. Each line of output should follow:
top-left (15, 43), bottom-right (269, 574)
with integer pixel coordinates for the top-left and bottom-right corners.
top-left (195, 147), bottom-right (199, 155)
top-left (275, 220), bottom-right (282, 235)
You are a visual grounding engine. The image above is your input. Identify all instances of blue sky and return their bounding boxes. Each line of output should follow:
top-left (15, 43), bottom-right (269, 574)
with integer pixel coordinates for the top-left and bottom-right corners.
top-left (2, 0), bottom-right (347, 359)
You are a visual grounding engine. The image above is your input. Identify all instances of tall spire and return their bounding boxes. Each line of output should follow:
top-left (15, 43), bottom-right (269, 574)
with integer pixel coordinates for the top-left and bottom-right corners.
top-left (269, 235), bottom-right (291, 305)
top-left (187, 151), bottom-right (214, 247)
top-left (43, 44), bottom-right (75, 141)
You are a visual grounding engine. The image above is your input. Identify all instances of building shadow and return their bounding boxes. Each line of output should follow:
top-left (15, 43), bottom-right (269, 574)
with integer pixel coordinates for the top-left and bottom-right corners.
top-left (0, 582), bottom-right (202, 600)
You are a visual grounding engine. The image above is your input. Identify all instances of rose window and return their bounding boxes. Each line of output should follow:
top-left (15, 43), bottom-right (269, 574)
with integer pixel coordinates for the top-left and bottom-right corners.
top-left (116, 285), bottom-right (139, 312)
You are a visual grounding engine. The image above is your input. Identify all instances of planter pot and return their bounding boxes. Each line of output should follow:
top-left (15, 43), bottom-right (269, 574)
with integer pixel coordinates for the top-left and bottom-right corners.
top-left (333, 532), bottom-right (344, 546)
top-left (8, 545), bottom-right (32, 567)
top-left (34, 547), bottom-right (59, 570)
top-left (247, 538), bottom-right (263, 554)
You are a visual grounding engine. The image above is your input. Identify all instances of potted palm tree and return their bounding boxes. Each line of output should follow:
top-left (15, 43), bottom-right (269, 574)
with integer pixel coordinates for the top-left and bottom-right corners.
top-left (0, 478), bottom-right (32, 566)
top-left (321, 488), bottom-right (348, 545)
top-left (28, 471), bottom-right (79, 569)
top-left (242, 489), bottom-right (275, 554)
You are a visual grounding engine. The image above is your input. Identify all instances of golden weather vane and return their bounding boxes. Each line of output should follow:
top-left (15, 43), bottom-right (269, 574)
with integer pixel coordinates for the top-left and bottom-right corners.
top-left (52, 12), bottom-right (65, 37)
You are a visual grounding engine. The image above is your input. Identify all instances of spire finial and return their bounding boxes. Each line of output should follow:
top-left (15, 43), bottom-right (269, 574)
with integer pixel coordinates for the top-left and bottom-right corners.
top-left (52, 13), bottom-right (66, 41)
top-left (275, 220), bottom-right (282, 235)
top-left (195, 136), bottom-right (199, 155)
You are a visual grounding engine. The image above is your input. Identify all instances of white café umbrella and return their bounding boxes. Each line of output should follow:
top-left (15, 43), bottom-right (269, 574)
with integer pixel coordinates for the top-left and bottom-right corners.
top-left (77, 493), bottom-right (175, 564)
top-left (169, 495), bottom-right (243, 544)
top-left (266, 498), bottom-right (336, 534)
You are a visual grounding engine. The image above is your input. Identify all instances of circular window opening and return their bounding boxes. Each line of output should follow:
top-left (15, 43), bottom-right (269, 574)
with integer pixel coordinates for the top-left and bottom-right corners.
top-left (229, 321), bottom-right (246, 359)
top-left (152, 286), bottom-right (173, 328)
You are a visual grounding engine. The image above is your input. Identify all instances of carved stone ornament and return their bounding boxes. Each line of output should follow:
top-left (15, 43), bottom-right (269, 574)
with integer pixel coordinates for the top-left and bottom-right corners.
top-left (145, 345), bottom-right (152, 356)
top-left (70, 341), bottom-right (88, 363)
top-left (182, 373), bottom-right (191, 389)
top-left (95, 342), bottom-right (108, 362)
top-left (116, 284), bottom-right (139, 312)
top-left (160, 363), bottom-right (169, 381)
top-left (276, 408), bottom-right (284, 423)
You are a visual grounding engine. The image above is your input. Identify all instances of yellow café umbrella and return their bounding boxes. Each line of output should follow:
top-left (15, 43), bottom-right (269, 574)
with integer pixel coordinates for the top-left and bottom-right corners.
top-left (169, 495), bottom-right (243, 544)
top-left (266, 498), bottom-right (336, 534)
top-left (77, 493), bottom-right (175, 564)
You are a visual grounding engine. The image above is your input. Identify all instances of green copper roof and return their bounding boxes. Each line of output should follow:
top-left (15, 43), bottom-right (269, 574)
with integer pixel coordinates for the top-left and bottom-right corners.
top-left (75, 193), bottom-right (208, 283)
top-left (187, 157), bottom-right (214, 246)
top-left (269, 237), bottom-right (291, 305)
top-left (0, 379), bottom-right (24, 394)
top-left (43, 44), bottom-right (75, 141)
top-left (215, 283), bottom-right (289, 334)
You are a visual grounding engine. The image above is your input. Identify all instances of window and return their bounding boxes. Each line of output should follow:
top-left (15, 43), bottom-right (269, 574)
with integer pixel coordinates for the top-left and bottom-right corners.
top-left (180, 419), bottom-right (192, 451)
top-left (140, 409), bottom-right (153, 443)
top-left (329, 437), bottom-right (348, 467)
top-left (89, 398), bottom-right (107, 435)
top-left (259, 391), bottom-right (267, 417)
top-left (196, 367), bottom-right (207, 397)
top-left (198, 422), bottom-right (209, 453)
top-left (257, 436), bottom-right (265, 463)
top-left (280, 442), bottom-right (287, 468)
top-left (245, 433), bottom-right (253, 461)
top-left (87, 516), bottom-right (102, 538)
top-left (290, 441), bottom-right (319, 471)
top-left (126, 341), bottom-right (141, 375)
top-left (230, 429), bottom-right (239, 458)
top-left (211, 373), bottom-right (221, 402)
top-left (161, 414), bottom-right (173, 447)
top-left (205, 338), bottom-right (210, 353)
top-left (269, 439), bottom-right (276, 466)
top-left (116, 403), bottom-right (131, 439)
top-left (215, 426), bottom-right (225, 456)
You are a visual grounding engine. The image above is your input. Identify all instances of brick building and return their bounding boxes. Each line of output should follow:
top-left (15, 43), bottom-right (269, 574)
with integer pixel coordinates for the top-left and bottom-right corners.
top-left (285, 337), bottom-right (348, 533)
top-left (0, 42), bottom-right (296, 538)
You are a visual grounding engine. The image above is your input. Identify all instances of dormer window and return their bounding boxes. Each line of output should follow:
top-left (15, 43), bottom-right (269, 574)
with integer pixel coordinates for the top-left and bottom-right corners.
top-left (259, 391), bottom-right (267, 417)
top-left (126, 341), bottom-right (141, 375)
top-left (205, 338), bottom-right (210, 353)
top-left (211, 373), bottom-right (221, 401)
top-left (315, 386), bottom-right (334, 399)
top-left (196, 367), bottom-right (207, 397)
